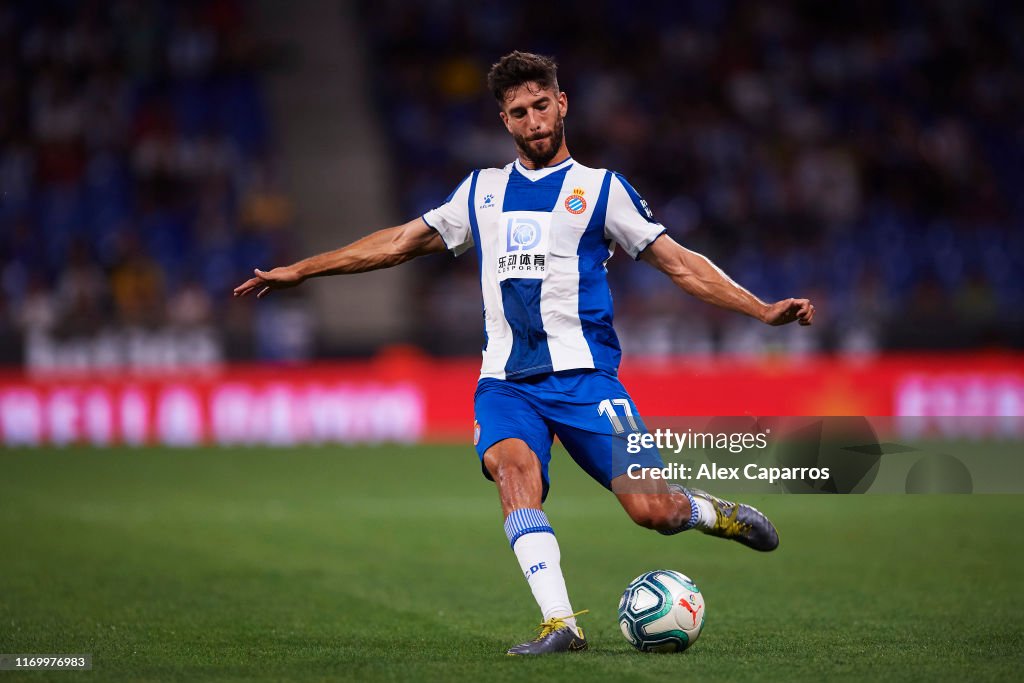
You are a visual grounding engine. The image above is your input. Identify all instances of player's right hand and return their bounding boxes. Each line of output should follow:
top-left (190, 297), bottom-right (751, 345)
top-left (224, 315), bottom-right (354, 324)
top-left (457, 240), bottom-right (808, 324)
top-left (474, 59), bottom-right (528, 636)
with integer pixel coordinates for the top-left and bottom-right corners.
top-left (232, 267), bottom-right (304, 299)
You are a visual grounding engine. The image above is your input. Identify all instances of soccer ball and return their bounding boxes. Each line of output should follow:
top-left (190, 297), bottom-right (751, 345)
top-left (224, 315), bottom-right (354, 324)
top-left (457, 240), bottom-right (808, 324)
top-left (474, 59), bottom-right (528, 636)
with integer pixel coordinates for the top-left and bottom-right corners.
top-left (618, 570), bottom-right (705, 653)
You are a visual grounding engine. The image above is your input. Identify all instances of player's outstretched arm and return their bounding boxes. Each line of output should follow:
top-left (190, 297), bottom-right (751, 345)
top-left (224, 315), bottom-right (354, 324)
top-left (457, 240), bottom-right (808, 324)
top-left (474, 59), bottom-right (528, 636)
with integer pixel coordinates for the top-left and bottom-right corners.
top-left (233, 218), bottom-right (446, 299)
top-left (640, 234), bottom-right (815, 326)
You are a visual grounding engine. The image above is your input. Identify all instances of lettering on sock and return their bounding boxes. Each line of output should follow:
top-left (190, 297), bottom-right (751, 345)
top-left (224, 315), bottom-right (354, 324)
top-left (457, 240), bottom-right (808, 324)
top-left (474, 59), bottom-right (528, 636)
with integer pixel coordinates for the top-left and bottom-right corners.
top-left (524, 562), bottom-right (547, 580)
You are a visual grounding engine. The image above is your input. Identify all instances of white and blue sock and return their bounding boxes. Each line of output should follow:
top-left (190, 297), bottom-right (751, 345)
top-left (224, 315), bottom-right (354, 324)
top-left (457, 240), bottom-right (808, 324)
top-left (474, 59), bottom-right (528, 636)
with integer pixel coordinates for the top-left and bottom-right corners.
top-left (505, 508), bottom-right (579, 636)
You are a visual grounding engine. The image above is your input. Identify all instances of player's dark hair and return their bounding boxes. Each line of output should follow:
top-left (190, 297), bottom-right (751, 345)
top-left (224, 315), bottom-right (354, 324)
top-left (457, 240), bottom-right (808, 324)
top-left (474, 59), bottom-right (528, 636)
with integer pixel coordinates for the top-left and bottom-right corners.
top-left (486, 51), bottom-right (559, 105)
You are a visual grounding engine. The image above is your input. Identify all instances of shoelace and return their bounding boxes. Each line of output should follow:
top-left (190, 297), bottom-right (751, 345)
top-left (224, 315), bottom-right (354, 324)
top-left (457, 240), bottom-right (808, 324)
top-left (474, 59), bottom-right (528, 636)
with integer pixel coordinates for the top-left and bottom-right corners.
top-left (715, 504), bottom-right (752, 537)
top-left (533, 609), bottom-right (590, 640)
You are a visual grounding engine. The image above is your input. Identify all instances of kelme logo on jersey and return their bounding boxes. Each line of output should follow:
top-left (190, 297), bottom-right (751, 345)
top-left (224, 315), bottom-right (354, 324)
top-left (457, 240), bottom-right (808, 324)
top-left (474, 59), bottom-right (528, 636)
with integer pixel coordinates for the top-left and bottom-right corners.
top-left (497, 211), bottom-right (551, 281)
top-left (565, 187), bottom-right (587, 214)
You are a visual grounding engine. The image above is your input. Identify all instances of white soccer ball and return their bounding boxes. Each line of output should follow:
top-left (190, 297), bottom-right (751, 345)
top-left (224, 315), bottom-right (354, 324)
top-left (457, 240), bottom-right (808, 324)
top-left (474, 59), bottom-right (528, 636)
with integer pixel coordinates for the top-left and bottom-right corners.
top-left (618, 570), bottom-right (706, 653)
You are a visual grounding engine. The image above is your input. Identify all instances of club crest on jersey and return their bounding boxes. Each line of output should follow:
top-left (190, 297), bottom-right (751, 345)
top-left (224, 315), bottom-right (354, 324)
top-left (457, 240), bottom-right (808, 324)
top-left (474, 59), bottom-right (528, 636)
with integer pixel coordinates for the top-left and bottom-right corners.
top-left (565, 187), bottom-right (587, 214)
top-left (473, 420), bottom-right (481, 446)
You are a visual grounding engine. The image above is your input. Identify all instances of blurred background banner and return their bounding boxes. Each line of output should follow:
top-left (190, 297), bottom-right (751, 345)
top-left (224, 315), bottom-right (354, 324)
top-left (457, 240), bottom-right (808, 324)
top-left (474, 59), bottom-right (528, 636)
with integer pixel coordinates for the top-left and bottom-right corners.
top-left (1, 352), bottom-right (1020, 445)
top-left (1, 0), bottom-right (1022, 439)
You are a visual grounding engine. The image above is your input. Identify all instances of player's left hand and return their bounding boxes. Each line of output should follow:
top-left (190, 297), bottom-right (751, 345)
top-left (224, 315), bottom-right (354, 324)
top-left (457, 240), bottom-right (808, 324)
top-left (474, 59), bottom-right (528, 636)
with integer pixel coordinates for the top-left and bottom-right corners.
top-left (761, 298), bottom-right (815, 326)
top-left (233, 266), bottom-right (304, 299)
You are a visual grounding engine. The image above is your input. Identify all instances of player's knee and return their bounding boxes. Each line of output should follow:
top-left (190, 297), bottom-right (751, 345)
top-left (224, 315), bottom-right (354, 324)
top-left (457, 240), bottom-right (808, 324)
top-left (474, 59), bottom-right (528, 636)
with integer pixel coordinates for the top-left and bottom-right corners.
top-left (495, 457), bottom-right (538, 486)
top-left (485, 440), bottom-right (540, 485)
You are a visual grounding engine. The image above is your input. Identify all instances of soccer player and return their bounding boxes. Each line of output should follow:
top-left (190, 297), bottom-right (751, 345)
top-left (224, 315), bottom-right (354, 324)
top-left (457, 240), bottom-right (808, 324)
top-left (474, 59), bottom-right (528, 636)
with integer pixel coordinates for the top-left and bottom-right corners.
top-left (234, 51), bottom-right (815, 655)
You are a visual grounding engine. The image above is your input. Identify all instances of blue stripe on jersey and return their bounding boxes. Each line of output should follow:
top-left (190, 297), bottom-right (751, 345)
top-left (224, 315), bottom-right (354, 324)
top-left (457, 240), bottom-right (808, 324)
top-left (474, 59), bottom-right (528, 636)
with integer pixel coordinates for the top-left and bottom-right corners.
top-left (500, 164), bottom-right (572, 378)
top-left (500, 279), bottom-right (550, 377)
top-left (502, 164), bottom-right (572, 211)
top-left (467, 170), bottom-right (487, 351)
top-left (467, 170), bottom-right (482, 254)
top-left (577, 171), bottom-right (621, 373)
top-left (613, 172), bottom-right (658, 223)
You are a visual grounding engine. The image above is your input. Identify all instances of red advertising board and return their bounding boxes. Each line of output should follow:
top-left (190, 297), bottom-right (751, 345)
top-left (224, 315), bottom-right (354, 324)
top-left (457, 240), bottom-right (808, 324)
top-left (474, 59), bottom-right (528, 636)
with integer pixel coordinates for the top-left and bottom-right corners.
top-left (0, 351), bottom-right (1021, 446)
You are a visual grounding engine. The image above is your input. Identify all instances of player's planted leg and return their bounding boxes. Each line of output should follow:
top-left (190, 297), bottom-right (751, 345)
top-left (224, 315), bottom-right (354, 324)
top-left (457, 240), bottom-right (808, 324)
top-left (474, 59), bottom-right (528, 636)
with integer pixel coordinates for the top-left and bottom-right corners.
top-left (485, 439), bottom-right (588, 655)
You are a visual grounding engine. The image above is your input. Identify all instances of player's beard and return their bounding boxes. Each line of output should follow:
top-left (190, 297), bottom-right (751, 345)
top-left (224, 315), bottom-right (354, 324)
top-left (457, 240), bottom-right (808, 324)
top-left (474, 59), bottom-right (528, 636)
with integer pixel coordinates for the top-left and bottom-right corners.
top-left (514, 114), bottom-right (565, 168)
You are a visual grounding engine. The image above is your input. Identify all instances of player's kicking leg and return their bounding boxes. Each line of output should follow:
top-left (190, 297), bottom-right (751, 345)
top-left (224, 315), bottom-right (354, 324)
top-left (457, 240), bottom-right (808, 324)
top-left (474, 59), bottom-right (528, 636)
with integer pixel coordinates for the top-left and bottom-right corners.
top-left (483, 438), bottom-right (589, 655)
top-left (614, 477), bottom-right (779, 551)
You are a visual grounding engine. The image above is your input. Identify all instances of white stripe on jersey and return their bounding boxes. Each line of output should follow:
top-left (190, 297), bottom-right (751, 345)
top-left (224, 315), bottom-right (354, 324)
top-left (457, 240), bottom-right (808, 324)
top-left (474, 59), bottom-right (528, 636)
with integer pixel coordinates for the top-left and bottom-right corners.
top-left (539, 163), bottom-right (602, 372)
top-left (474, 169), bottom-right (515, 377)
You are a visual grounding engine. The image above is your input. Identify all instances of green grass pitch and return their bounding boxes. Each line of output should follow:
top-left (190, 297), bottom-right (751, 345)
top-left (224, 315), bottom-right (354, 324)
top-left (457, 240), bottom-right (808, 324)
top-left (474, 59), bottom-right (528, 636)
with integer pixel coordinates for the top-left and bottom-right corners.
top-left (2, 445), bottom-right (1022, 682)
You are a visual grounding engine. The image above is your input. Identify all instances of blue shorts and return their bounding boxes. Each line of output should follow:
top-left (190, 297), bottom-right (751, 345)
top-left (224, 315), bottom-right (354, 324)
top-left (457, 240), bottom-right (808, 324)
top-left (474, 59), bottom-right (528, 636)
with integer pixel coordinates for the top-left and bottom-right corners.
top-left (473, 369), bottom-right (664, 499)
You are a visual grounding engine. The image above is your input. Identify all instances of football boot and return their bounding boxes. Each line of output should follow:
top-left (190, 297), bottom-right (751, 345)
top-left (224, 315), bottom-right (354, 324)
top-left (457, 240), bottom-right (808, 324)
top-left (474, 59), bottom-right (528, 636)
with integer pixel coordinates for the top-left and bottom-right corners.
top-left (671, 484), bottom-right (780, 551)
top-left (506, 610), bottom-right (589, 655)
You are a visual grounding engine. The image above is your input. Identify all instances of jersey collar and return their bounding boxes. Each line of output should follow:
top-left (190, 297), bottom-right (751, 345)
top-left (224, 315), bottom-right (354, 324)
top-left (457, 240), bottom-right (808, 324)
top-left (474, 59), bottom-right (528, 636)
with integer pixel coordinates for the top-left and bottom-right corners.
top-left (512, 156), bottom-right (574, 182)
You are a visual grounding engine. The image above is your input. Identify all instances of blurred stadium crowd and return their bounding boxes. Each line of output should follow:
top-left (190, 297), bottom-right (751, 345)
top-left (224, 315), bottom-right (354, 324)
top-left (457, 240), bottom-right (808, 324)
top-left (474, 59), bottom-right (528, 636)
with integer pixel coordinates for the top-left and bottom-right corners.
top-left (360, 0), bottom-right (1023, 356)
top-left (0, 0), bottom-right (295, 368)
top-left (2, 1), bottom-right (1021, 370)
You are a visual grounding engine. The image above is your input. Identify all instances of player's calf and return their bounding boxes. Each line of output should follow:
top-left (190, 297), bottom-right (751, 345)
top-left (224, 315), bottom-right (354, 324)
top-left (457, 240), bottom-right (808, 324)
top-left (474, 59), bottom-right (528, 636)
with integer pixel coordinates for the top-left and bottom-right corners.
top-left (618, 490), bottom-right (691, 531)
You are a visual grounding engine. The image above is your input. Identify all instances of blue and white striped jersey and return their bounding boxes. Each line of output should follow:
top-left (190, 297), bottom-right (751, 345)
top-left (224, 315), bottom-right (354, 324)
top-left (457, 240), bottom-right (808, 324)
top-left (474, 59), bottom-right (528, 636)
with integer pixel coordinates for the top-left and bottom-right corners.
top-left (422, 157), bottom-right (666, 380)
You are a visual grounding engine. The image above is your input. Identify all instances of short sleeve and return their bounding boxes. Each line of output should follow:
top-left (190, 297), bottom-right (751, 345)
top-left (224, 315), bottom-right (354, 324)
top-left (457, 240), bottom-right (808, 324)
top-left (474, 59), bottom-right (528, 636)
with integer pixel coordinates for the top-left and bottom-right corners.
top-left (604, 172), bottom-right (666, 259)
top-left (422, 173), bottom-right (475, 257)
